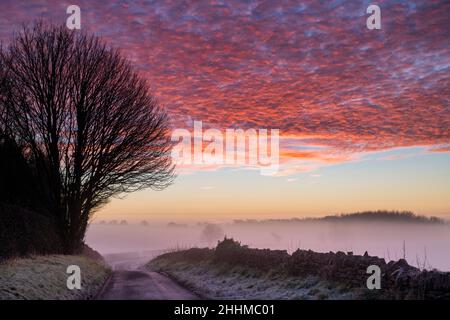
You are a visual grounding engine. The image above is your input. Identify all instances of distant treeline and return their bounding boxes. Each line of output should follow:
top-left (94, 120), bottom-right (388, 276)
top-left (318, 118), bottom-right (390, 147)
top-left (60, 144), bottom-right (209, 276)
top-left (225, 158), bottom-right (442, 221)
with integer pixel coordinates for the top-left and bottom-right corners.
top-left (233, 210), bottom-right (445, 225)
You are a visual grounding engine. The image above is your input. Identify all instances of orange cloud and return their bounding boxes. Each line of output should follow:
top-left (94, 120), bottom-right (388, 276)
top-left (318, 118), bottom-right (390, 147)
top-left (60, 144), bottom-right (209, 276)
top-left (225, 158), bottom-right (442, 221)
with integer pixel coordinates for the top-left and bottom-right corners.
top-left (1, 0), bottom-right (448, 175)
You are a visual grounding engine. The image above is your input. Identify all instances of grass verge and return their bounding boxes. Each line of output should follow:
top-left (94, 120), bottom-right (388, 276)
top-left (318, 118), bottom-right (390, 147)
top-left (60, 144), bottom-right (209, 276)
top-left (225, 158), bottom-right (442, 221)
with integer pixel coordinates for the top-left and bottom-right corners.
top-left (0, 255), bottom-right (111, 300)
top-left (147, 257), bottom-right (356, 300)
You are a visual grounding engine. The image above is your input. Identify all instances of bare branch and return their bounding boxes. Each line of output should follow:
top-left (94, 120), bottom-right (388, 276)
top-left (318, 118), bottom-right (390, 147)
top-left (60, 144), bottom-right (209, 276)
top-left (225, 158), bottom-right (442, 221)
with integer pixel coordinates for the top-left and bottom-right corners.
top-left (1, 22), bottom-right (175, 253)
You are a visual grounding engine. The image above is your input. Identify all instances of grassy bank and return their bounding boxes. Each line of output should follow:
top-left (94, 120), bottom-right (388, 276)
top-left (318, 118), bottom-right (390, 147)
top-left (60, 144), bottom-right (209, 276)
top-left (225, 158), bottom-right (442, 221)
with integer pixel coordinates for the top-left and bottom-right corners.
top-left (148, 256), bottom-right (356, 300)
top-left (0, 255), bottom-right (110, 300)
top-left (147, 239), bottom-right (450, 300)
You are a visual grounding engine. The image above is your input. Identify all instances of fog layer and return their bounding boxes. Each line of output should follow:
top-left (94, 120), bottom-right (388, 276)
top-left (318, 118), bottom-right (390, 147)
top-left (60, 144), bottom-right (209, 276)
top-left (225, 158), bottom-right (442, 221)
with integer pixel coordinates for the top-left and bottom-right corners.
top-left (86, 221), bottom-right (450, 271)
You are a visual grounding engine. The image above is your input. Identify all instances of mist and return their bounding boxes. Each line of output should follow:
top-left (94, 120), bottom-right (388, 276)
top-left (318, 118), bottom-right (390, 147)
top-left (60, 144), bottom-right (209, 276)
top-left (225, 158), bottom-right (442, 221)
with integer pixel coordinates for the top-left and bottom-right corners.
top-left (86, 219), bottom-right (450, 271)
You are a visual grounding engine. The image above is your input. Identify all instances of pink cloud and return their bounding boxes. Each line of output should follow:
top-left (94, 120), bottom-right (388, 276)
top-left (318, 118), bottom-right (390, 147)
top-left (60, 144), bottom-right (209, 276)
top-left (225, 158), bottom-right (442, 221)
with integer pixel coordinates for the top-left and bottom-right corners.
top-left (1, 0), bottom-right (448, 175)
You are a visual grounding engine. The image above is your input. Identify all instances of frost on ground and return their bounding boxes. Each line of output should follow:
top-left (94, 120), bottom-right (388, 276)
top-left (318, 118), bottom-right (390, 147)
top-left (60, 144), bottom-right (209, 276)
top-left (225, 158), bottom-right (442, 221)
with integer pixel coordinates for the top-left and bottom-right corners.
top-left (148, 259), bottom-right (356, 300)
top-left (0, 255), bottom-right (110, 300)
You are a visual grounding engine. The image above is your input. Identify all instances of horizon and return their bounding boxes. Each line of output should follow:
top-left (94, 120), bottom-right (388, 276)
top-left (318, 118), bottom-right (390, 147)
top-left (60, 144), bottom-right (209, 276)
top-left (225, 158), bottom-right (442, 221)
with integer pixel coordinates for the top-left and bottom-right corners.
top-left (90, 210), bottom-right (450, 224)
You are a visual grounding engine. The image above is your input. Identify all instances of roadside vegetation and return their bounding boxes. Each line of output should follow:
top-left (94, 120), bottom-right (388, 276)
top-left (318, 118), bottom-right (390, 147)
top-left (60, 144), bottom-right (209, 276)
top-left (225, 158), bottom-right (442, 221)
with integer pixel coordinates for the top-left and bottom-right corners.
top-left (148, 238), bottom-right (450, 300)
top-left (149, 257), bottom-right (354, 300)
top-left (0, 255), bottom-right (110, 300)
top-left (148, 239), bottom-right (356, 300)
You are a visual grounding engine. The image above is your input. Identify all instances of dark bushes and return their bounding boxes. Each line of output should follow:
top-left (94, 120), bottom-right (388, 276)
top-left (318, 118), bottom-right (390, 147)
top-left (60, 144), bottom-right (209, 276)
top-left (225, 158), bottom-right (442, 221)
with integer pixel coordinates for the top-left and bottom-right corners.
top-left (0, 134), bottom-right (58, 260)
top-left (0, 135), bottom-right (52, 213)
top-left (286, 249), bottom-right (387, 287)
top-left (155, 248), bottom-right (213, 264)
top-left (0, 203), bottom-right (63, 261)
top-left (213, 238), bottom-right (246, 265)
top-left (214, 238), bottom-right (289, 272)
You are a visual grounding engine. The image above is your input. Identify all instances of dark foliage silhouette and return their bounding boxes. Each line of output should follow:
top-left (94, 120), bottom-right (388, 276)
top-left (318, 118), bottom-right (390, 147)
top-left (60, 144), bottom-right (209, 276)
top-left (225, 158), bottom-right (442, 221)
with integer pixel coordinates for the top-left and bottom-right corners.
top-left (0, 203), bottom-right (62, 261)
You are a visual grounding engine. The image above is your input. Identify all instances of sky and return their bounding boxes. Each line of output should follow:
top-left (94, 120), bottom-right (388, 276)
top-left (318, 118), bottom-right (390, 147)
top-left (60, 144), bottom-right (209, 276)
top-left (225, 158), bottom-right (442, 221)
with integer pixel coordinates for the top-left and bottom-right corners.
top-left (0, 0), bottom-right (449, 220)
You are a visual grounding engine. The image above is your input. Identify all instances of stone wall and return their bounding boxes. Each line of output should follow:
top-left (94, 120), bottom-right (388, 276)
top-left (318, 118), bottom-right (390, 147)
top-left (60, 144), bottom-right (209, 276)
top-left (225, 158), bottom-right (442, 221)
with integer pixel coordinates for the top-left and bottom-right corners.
top-left (212, 238), bottom-right (450, 299)
top-left (154, 239), bottom-right (450, 299)
top-left (287, 249), bottom-right (450, 299)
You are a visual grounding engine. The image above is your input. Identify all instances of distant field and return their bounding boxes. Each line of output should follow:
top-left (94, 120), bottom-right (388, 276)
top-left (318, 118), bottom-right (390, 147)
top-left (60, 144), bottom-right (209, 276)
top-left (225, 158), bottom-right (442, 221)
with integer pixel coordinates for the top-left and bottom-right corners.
top-left (0, 255), bottom-right (110, 300)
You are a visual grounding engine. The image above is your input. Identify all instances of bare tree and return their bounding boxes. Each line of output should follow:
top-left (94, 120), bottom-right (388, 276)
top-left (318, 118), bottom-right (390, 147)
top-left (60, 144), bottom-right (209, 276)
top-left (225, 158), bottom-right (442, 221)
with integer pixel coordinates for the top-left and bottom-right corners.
top-left (0, 22), bottom-right (175, 253)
